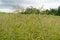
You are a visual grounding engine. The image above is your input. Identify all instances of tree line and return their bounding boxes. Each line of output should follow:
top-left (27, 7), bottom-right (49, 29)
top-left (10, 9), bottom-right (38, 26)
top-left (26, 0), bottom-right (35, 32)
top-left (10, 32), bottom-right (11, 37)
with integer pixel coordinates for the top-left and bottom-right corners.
top-left (17, 6), bottom-right (60, 16)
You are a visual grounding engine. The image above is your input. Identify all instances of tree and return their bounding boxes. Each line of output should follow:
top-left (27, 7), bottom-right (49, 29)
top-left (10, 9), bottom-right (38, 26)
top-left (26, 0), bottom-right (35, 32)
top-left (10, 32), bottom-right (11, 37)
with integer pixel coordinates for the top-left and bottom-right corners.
top-left (24, 7), bottom-right (40, 14)
top-left (57, 6), bottom-right (60, 15)
top-left (49, 8), bottom-right (57, 15)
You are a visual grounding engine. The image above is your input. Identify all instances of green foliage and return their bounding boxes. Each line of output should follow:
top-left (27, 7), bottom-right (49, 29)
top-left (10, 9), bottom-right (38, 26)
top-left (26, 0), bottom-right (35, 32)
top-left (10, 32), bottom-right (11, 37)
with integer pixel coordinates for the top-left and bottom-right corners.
top-left (23, 7), bottom-right (40, 14)
top-left (41, 9), bottom-right (50, 15)
top-left (56, 6), bottom-right (60, 16)
top-left (40, 6), bottom-right (60, 16)
top-left (46, 6), bottom-right (60, 16)
top-left (49, 9), bottom-right (57, 15)
top-left (14, 6), bottom-right (60, 16)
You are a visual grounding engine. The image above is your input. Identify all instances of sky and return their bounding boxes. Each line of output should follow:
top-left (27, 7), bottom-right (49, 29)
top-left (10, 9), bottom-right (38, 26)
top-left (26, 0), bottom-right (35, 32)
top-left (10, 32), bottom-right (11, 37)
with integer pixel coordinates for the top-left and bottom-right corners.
top-left (0, 0), bottom-right (60, 12)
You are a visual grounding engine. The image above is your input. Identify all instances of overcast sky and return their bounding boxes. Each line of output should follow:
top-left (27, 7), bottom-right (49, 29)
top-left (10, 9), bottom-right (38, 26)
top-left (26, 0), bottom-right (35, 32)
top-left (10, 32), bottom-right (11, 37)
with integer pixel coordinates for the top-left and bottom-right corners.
top-left (0, 0), bottom-right (60, 12)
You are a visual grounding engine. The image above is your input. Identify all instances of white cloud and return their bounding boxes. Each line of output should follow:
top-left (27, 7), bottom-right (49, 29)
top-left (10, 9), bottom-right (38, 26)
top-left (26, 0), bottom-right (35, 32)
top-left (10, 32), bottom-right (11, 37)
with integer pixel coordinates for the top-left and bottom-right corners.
top-left (0, 9), bottom-right (14, 12)
top-left (0, 0), bottom-right (60, 12)
top-left (0, 0), bottom-right (60, 8)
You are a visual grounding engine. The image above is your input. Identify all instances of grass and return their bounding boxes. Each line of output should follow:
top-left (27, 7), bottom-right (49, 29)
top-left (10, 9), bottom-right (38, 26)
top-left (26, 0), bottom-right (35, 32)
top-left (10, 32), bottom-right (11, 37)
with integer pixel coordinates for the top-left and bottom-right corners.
top-left (0, 13), bottom-right (60, 40)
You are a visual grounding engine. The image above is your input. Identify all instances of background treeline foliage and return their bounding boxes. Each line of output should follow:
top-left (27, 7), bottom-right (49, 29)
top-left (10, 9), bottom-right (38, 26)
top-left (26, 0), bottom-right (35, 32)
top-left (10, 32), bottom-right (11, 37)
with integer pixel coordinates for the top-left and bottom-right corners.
top-left (20, 7), bottom-right (40, 14)
top-left (18, 6), bottom-right (60, 16)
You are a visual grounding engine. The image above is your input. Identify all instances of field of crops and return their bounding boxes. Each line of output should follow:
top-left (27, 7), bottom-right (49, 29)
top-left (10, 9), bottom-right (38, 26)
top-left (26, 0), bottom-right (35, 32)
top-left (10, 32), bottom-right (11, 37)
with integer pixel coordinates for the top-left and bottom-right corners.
top-left (0, 13), bottom-right (60, 40)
